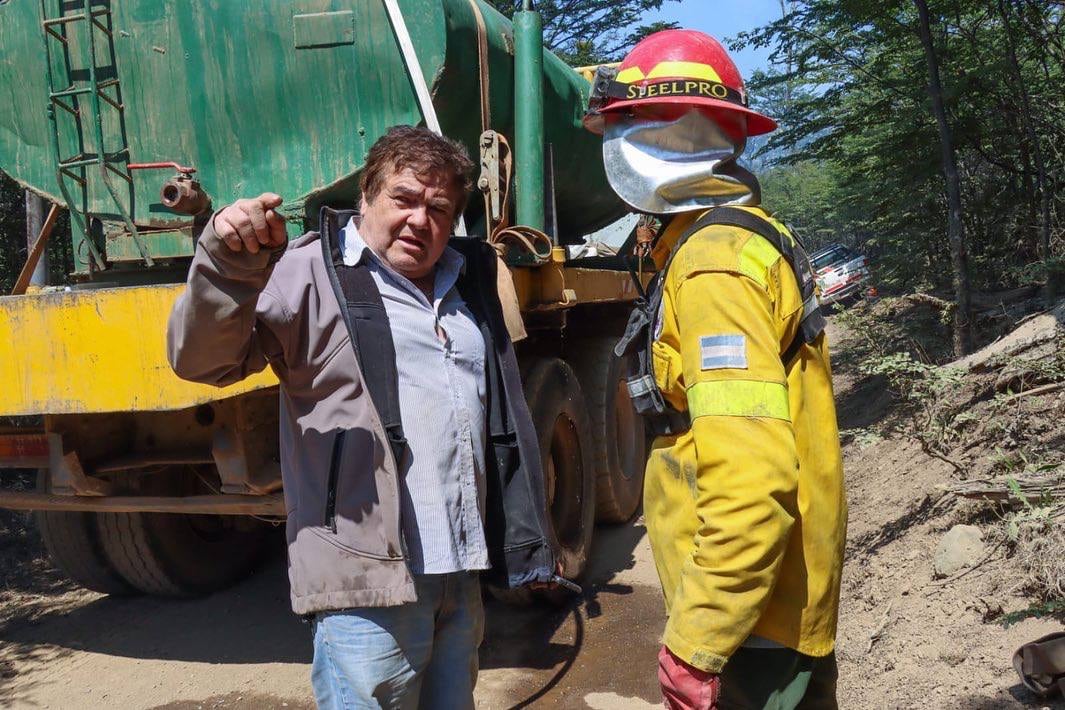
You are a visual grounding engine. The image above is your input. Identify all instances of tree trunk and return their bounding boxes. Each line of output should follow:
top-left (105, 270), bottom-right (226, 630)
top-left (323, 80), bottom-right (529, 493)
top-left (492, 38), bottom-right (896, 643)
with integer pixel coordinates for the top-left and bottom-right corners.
top-left (25, 190), bottom-right (48, 287)
top-left (997, 0), bottom-right (1052, 300)
top-left (913, 0), bottom-right (972, 356)
top-left (779, 0), bottom-right (793, 104)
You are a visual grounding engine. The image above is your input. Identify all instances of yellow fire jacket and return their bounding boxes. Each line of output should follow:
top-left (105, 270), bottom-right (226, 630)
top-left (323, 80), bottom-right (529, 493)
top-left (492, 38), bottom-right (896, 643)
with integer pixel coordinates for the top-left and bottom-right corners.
top-left (644, 206), bottom-right (847, 673)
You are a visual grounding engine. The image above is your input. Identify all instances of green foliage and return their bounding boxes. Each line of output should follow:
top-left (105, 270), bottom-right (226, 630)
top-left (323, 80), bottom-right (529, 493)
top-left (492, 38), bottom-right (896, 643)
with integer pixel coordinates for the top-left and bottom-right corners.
top-left (739, 1), bottom-right (1065, 296)
top-left (999, 467), bottom-right (1063, 600)
top-left (833, 296), bottom-right (955, 365)
top-left (761, 161), bottom-right (869, 253)
top-left (859, 350), bottom-right (971, 452)
top-left (0, 171), bottom-right (25, 293)
top-left (0, 171), bottom-right (73, 293)
top-left (835, 296), bottom-right (974, 450)
top-left (998, 598), bottom-right (1065, 627)
top-left (838, 427), bottom-right (884, 449)
top-left (483, 0), bottom-right (679, 64)
top-left (860, 352), bottom-right (964, 408)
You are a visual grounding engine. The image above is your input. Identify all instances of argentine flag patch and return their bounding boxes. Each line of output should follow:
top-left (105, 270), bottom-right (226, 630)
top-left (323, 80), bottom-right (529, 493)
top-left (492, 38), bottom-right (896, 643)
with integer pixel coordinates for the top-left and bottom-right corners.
top-left (700, 334), bottom-right (748, 370)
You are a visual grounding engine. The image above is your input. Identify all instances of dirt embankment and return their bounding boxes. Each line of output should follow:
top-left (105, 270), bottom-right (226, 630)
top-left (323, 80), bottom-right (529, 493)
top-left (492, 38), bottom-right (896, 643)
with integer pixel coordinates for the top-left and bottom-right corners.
top-left (830, 298), bottom-right (1065, 710)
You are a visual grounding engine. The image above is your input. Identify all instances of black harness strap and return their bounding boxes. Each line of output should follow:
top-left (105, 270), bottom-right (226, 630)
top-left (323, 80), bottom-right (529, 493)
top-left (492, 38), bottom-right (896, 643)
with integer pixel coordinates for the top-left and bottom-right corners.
top-left (319, 207), bottom-right (408, 471)
top-left (335, 262), bottom-right (409, 469)
top-left (694, 208), bottom-right (827, 362)
top-left (615, 207), bottom-right (826, 437)
top-left (451, 238), bottom-right (515, 444)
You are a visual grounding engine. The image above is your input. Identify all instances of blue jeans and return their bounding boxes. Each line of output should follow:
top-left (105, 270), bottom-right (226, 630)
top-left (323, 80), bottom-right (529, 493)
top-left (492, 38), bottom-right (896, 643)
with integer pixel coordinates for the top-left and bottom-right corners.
top-left (310, 572), bottom-right (484, 710)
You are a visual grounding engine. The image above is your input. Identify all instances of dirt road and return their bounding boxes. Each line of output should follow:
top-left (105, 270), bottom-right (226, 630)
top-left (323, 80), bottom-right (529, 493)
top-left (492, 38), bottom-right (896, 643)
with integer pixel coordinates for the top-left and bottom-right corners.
top-left (0, 520), bottom-right (664, 709)
top-left (6, 507), bottom-right (1056, 710)
top-left (2, 488), bottom-right (1061, 709)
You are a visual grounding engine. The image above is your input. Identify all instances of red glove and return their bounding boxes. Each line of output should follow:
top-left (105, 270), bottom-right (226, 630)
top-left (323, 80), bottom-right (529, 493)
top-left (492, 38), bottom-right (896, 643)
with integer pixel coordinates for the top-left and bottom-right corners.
top-left (658, 645), bottom-right (721, 710)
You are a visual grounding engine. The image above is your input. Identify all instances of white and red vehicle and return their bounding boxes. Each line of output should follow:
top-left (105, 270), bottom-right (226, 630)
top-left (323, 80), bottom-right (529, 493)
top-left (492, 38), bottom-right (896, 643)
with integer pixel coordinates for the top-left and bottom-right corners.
top-left (811, 244), bottom-right (872, 306)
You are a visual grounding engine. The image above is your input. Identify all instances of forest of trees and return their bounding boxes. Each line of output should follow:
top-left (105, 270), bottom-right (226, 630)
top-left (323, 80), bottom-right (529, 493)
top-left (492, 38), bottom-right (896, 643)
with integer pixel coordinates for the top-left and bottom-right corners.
top-left (0, 176), bottom-right (33, 295)
top-left (2, 0), bottom-right (1061, 353)
top-left (742, 0), bottom-right (1064, 353)
top-left (483, 0), bottom-right (679, 65)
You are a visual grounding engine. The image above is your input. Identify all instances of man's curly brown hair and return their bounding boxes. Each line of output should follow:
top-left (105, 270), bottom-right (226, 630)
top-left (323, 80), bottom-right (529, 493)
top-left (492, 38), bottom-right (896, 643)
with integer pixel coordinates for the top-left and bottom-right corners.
top-left (359, 125), bottom-right (475, 220)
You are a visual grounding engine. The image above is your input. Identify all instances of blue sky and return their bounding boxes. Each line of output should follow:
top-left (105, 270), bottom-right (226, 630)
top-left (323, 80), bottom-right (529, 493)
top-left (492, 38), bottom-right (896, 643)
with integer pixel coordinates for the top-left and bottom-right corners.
top-left (644, 0), bottom-right (782, 77)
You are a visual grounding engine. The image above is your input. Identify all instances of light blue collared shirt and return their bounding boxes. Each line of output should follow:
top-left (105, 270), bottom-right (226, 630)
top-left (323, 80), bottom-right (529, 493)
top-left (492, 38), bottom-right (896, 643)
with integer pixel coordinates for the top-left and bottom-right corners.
top-left (340, 218), bottom-right (489, 575)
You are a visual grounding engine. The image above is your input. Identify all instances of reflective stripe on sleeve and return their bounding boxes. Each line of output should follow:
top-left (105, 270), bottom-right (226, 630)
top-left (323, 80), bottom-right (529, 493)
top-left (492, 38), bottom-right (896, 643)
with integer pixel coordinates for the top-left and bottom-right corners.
top-left (686, 380), bottom-right (791, 421)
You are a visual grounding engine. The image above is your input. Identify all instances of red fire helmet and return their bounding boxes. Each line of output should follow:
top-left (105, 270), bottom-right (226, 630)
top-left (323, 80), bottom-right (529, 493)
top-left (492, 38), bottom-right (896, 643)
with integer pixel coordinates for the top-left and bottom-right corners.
top-left (585, 29), bottom-right (777, 137)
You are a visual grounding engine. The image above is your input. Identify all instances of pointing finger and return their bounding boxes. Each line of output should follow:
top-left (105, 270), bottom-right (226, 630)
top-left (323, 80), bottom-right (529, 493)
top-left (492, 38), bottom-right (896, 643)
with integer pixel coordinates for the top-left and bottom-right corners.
top-left (258, 192), bottom-right (283, 211)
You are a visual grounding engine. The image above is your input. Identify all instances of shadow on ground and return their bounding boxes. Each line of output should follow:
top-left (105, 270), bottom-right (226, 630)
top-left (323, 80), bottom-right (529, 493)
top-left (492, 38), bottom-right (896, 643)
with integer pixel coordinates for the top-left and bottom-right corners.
top-left (846, 493), bottom-right (946, 561)
top-left (0, 551), bottom-right (307, 705)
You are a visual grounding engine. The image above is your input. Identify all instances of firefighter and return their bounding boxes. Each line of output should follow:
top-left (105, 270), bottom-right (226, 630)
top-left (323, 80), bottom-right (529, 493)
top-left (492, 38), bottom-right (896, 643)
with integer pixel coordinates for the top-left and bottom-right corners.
top-left (586, 30), bottom-right (847, 709)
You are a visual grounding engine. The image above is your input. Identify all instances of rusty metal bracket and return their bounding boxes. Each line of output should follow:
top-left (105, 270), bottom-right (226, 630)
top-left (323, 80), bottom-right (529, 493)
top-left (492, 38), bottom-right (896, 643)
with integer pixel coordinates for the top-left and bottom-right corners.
top-left (478, 130), bottom-right (503, 229)
top-left (48, 433), bottom-right (111, 496)
top-left (212, 427), bottom-right (281, 495)
top-left (0, 491), bottom-right (285, 516)
top-left (210, 395), bottom-right (283, 495)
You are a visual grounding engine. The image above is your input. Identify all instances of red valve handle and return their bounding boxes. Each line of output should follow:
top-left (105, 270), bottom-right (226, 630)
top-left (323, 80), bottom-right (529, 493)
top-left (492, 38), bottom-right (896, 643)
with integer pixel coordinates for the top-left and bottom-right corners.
top-left (128, 162), bottom-right (196, 176)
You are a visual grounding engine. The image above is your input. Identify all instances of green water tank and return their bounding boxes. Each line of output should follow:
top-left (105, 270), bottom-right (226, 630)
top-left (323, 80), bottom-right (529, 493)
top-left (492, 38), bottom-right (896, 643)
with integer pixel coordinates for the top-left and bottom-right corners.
top-left (0, 0), bottom-right (625, 270)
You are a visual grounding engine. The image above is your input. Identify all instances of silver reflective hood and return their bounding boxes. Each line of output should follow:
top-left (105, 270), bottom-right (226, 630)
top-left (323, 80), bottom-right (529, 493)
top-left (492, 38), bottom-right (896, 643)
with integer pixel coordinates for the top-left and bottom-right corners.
top-left (603, 109), bottom-right (761, 215)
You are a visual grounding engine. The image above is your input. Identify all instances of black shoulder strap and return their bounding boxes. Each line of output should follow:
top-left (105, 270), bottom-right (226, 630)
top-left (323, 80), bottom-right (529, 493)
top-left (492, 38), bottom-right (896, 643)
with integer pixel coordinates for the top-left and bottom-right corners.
top-left (319, 206), bottom-right (408, 467)
top-left (335, 263), bottom-right (408, 466)
top-left (666, 206), bottom-right (826, 363)
top-left (618, 207), bottom-right (827, 438)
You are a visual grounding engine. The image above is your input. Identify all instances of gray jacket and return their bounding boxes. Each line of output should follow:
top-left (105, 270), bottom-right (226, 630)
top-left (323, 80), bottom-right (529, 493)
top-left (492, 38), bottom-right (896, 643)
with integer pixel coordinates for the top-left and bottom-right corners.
top-left (167, 209), bottom-right (556, 615)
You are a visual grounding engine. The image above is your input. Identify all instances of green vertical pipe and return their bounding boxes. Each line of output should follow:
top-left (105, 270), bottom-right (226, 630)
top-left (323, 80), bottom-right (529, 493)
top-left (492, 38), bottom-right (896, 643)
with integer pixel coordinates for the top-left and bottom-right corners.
top-left (514, 6), bottom-right (545, 231)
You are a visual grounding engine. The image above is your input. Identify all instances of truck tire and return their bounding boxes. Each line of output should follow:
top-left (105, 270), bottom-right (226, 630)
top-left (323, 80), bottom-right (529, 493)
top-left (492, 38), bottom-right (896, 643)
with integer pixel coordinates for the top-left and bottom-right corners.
top-left (98, 465), bottom-right (276, 596)
top-left (36, 510), bottom-right (138, 596)
top-left (569, 337), bottom-right (647, 523)
top-left (34, 470), bottom-right (136, 596)
top-left (523, 357), bottom-right (596, 582)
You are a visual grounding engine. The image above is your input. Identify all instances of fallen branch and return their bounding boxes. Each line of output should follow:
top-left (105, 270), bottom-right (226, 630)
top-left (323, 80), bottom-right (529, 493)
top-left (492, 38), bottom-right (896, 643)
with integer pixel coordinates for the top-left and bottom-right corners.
top-left (1014, 308), bottom-right (1051, 327)
top-left (945, 474), bottom-right (1064, 503)
top-left (903, 292), bottom-right (953, 310)
top-left (1005, 382), bottom-right (1065, 402)
top-left (970, 285), bottom-right (1041, 312)
top-left (919, 439), bottom-right (967, 473)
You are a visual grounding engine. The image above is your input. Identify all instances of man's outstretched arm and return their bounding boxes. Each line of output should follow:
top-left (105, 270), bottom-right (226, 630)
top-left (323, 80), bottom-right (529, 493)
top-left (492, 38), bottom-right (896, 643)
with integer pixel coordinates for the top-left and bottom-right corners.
top-left (167, 193), bottom-right (290, 386)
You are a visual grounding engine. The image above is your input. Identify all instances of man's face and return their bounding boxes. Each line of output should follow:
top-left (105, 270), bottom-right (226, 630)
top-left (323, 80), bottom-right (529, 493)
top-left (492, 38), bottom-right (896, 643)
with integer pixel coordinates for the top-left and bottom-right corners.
top-left (359, 166), bottom-right (460, 280)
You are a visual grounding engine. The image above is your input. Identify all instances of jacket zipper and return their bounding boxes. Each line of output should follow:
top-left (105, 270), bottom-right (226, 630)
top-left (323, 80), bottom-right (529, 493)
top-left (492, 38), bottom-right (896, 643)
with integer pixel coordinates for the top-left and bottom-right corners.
top-left (324, 430), bottom-right (345, 533)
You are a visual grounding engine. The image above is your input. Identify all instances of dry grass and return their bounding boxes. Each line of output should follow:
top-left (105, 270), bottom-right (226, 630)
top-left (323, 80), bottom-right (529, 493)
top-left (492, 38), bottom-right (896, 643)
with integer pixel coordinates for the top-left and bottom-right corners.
top-left (1014, 512), bottom-right (1065, 600)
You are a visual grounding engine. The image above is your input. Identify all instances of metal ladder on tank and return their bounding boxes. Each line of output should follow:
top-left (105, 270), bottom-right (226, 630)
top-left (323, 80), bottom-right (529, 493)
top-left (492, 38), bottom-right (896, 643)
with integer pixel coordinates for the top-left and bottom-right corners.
top-left (40, 0), bottom-right (152, 268)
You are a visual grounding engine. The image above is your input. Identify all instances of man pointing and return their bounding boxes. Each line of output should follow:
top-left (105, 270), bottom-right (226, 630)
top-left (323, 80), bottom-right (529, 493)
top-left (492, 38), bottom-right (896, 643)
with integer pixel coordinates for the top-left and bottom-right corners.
top-left (168, 126), bottom-right (556, 709)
